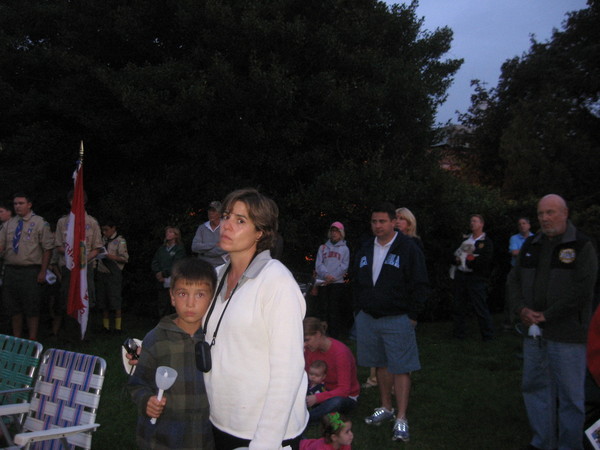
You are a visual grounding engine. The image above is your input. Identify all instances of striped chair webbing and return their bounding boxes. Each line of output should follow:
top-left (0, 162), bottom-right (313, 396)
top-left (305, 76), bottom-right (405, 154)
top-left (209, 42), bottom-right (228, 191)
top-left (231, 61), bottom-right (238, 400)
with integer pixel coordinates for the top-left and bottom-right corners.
top-left (29, 350), bottom-right (101, 450)
top-left (0, 335), bottom-right (40, 403)
top-left (42, 350), bottom-right (99, 426)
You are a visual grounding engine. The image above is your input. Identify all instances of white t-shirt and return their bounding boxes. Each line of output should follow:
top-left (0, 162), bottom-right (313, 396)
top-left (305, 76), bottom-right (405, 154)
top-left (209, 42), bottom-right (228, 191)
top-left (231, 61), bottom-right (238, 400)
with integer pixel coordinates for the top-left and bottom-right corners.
top-left (372, 232), bottom-right (398, 285)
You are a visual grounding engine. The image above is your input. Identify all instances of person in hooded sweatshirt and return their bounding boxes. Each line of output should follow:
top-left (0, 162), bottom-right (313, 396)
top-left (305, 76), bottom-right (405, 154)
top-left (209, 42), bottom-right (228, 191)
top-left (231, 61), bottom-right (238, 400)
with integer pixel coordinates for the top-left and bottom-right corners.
top-left (314, 222), bottom-right (350, 339)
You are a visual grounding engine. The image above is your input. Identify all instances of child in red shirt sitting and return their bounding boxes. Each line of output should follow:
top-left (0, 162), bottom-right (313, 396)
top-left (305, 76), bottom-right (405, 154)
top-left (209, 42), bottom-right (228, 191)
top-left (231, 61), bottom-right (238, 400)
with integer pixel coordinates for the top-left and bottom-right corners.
top-left (300, 413), bottom-right (353, 450)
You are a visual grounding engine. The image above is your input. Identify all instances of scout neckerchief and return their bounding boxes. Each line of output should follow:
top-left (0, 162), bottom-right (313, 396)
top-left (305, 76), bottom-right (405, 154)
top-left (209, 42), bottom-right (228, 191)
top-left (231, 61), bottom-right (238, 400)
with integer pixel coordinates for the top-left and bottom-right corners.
top-left (100, 233), bottom-right (121, 272)
top-left (12, 218), bottom-right (24, 253)
top-left (104, 232), bottom-right (119, 246)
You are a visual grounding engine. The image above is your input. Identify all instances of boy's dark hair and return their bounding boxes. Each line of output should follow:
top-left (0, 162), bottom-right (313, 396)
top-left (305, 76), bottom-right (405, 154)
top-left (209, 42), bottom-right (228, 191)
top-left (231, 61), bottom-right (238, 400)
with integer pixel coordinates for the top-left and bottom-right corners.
top-left (170, 258), bottom-right (217, 294)
top-left (12, 192), bottom-right (32, 203)
top-left (101, 219), bottom-right (117, 228)
top-left (372, 202), bottom-right (396, 221)
top-left (67, 189), bottom-right (88, 205)
top-left (310, 360), bottom-right (328, 373)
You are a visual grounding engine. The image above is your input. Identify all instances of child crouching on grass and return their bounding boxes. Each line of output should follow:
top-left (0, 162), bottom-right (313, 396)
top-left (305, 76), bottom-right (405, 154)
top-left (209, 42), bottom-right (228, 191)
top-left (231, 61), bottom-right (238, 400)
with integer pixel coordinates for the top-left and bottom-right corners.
top-left (300, 413), bottom-right (353, 450)
top-left (127, 257), bottom-right (216, 450)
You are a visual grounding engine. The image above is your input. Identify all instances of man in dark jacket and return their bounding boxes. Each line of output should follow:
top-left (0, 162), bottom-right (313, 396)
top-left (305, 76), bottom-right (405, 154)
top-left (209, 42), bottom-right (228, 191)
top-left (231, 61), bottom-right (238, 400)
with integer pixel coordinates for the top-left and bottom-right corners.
top-left (510, 194), bottom-right (597, 450)
top-left (353, 202), bottom-right (429, 442)
top-left (451, 214), bottom-right (495, 340)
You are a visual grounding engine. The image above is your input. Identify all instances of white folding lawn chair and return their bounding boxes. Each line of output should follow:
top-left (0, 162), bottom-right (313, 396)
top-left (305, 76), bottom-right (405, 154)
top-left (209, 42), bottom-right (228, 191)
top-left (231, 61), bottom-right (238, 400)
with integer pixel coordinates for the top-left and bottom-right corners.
top-left (0, 348), bottom-right (106, 449)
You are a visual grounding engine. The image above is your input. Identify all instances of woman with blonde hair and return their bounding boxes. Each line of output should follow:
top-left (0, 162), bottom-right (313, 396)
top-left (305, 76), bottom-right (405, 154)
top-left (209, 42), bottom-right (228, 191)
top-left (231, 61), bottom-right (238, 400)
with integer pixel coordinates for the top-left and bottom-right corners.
top-left (395, 207), bottom-right (423, 251)
top-left (395, 207), bottom-right (418, 238)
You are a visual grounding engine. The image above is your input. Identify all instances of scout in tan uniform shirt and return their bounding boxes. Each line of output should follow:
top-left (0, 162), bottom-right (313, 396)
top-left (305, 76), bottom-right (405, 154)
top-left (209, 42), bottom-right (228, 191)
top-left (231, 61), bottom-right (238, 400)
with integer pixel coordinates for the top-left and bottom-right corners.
top-left (96, 221), bottom-right (129, 333)
top-left (0, 202), bottom-right (13, 335)
top-left (0, 194), bottom-right (54, 340)
top-left (53, 190), bottom-right (104, 338)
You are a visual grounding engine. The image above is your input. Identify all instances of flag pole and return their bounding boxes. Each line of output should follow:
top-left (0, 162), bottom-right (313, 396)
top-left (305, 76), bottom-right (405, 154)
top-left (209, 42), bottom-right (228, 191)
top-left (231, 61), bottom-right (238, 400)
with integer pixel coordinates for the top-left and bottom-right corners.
top-left (66, 140), bottom-right (89, 339)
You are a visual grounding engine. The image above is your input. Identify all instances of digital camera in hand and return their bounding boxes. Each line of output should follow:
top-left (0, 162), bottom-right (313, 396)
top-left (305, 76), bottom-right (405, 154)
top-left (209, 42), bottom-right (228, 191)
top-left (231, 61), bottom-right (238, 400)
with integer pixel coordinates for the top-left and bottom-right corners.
top-left (123, 338), bottom-right (140, 360)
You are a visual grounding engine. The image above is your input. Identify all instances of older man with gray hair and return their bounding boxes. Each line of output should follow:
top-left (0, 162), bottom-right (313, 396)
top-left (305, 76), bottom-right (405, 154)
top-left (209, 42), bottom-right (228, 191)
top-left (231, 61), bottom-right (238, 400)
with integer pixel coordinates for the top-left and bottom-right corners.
top-left (510, 194), bottom-right (597, 450)
top-left (191, 200), bottom-right (227, 267)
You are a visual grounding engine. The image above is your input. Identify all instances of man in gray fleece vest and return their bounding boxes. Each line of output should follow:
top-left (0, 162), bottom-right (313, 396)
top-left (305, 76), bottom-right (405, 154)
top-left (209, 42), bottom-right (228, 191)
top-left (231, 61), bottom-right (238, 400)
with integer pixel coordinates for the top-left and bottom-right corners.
top-left (191, 201), bottom-right (227, 267)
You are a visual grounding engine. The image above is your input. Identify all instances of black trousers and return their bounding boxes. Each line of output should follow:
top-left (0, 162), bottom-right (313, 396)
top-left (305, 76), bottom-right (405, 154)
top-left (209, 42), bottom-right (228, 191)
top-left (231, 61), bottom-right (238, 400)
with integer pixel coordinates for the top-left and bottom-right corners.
top-left (212, 424), bottom-right (302, 450)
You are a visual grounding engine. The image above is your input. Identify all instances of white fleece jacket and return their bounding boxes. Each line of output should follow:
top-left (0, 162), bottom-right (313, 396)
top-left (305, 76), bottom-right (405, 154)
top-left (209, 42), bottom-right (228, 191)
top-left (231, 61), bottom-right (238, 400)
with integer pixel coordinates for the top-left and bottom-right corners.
top-left (203, 250), bottom-right (308, 449)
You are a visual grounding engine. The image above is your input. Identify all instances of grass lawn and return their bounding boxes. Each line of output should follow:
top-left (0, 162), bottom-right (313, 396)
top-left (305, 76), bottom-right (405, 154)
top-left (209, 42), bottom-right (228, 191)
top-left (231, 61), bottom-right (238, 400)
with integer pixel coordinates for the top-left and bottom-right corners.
top-left (32, 312), bottom-right (530, 449)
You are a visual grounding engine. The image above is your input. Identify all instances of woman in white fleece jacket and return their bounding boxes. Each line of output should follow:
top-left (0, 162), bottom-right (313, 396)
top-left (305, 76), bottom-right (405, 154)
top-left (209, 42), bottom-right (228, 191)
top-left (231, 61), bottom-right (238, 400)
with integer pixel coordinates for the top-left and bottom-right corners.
top-left (203, 188), bottom-right (308, 450)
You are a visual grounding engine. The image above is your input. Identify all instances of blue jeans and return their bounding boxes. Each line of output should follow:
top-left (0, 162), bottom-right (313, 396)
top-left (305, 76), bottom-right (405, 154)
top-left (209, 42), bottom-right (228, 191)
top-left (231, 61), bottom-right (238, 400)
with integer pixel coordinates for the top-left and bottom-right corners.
top-left (522, 338), bottom-right (586, 450)
top-left (309, 396), bottom-right (357, 424)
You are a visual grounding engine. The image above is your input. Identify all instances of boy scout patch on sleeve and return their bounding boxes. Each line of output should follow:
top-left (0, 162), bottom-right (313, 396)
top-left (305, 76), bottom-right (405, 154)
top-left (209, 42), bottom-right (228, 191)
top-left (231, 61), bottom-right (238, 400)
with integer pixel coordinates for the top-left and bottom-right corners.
top-left (359, 256), bottom-right (368, 268)
top-left (559, 248), bottom-right (576, 263)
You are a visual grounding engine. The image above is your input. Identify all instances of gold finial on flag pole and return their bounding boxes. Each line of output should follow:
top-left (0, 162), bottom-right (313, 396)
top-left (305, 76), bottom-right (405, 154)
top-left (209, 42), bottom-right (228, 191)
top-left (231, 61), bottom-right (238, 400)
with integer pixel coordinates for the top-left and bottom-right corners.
top-left (79, 140), bottom-right (84, 162)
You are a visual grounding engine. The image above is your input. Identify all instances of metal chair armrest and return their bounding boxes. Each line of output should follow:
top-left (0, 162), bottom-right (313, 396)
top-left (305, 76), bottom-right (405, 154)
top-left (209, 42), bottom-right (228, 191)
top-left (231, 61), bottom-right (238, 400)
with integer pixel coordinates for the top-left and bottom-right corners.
top-left (13, 423), bottom-right (100, 446)
top-left (0, 402), bottom-right (30, 417)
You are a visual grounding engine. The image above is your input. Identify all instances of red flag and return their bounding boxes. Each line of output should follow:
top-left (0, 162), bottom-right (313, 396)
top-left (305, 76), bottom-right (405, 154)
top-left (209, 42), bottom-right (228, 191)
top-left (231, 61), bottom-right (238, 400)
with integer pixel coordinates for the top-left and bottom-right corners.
top-left (65, 157), bottom-right (89, 339)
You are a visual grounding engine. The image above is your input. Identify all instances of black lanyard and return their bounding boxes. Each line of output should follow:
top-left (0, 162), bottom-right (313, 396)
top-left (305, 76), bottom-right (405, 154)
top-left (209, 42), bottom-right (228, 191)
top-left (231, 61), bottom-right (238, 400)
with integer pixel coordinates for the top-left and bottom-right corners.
top-left (203, 252), bottom-right (259, 346)
top-left (201, 264), bottom-right (241, 347)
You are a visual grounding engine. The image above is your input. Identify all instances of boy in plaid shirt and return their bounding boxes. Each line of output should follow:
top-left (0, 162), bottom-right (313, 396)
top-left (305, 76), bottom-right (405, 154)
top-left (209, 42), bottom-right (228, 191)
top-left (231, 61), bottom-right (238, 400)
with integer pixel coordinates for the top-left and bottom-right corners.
top-left (128, 258), bottom-right (216, 449)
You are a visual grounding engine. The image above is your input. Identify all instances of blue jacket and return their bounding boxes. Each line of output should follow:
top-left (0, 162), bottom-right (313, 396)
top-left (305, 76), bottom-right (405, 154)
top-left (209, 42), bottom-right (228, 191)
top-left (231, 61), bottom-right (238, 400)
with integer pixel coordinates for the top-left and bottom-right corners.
top-left (353, 233), bottom-right (429, 320)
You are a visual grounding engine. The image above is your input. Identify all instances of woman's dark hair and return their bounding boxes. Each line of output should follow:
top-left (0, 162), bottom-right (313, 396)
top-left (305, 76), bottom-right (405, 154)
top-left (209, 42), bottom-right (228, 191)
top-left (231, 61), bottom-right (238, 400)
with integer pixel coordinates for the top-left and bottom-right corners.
top-left (221, 188), bottom-right (278, 254)
top-left (303, 317), bottom-right (328, 336)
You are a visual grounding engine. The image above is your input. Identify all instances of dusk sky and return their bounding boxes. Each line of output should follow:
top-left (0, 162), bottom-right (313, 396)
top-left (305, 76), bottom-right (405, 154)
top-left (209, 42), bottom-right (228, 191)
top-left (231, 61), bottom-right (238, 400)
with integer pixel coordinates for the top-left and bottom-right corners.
top-left (386, 0), bottom-right (589, 124)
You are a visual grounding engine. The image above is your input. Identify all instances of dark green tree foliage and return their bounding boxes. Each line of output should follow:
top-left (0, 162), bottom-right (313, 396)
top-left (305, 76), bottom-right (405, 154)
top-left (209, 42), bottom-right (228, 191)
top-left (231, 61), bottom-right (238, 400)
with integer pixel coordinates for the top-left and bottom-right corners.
top-left (0, 0), bottom-right (461, 306)
top-left (454, 80), bottom-right (509, 186)
top-left (460, 1), bottom-right (600, 208)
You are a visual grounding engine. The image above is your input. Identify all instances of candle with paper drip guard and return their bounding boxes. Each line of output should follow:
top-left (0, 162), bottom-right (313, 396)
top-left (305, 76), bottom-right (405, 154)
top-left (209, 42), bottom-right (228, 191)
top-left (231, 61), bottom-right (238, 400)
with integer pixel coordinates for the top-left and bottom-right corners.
top-left (150, 366), bottom-right (178, 424)
top-left (528, 324), bottom-right (542, 339)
